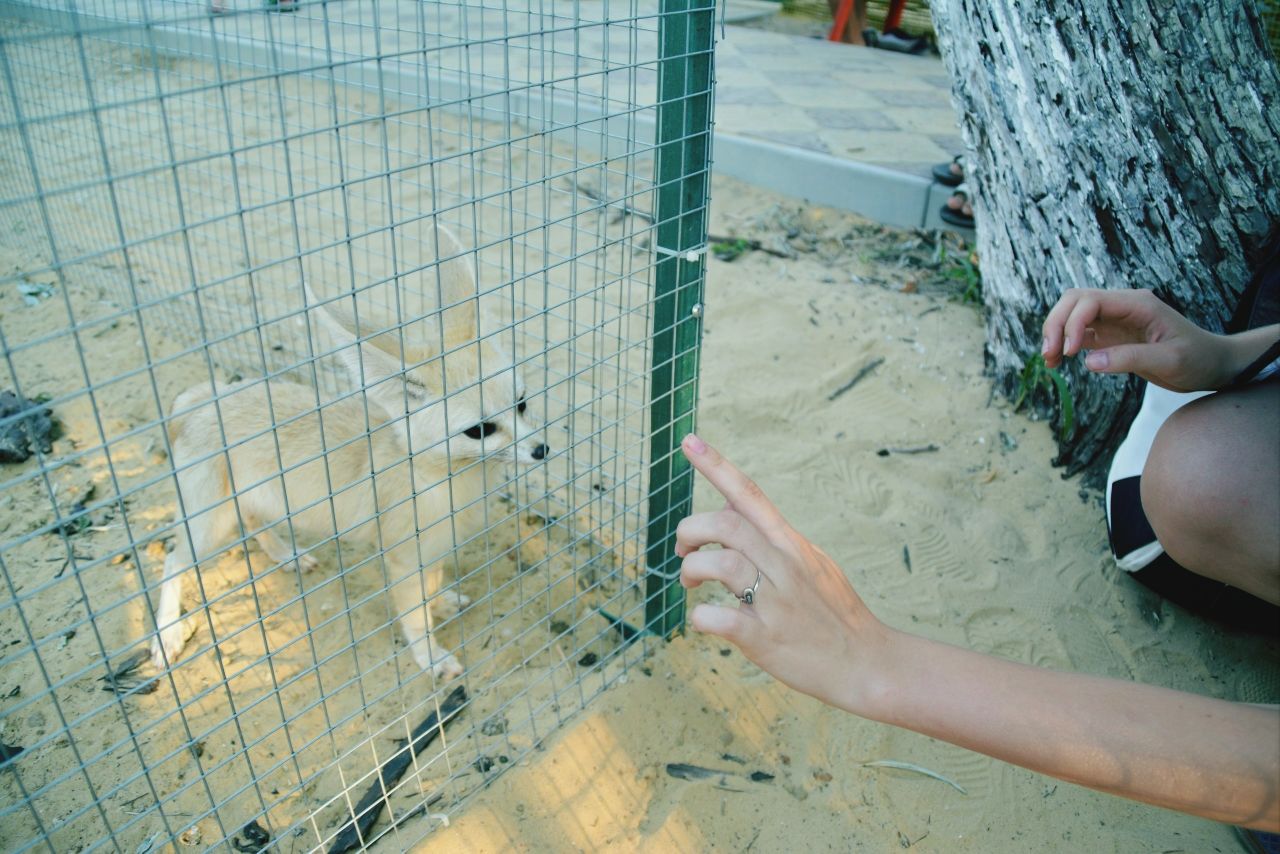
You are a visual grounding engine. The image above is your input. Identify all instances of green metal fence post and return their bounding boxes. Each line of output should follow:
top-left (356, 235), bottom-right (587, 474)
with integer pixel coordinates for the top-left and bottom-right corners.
top-left (644, 0), bottom-right (715, 638)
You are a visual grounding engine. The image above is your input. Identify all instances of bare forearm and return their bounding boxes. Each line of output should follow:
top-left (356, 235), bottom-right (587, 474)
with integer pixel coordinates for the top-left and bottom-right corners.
top-left (853, 630), bottom-right (1280, 830)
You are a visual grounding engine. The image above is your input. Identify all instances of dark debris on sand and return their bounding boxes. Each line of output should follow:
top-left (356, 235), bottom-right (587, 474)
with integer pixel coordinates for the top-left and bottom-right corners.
top-left (0, 391), bottom-right (58, 464)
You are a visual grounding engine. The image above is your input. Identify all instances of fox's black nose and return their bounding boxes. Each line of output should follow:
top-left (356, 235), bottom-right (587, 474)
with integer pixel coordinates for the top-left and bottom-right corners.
top-left (531, 443), bottom-right (548, 461)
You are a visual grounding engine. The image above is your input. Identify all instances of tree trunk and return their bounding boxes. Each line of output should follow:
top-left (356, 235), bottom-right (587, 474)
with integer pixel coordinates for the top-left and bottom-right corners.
top-left (929, 0), bottom-right (1280, 484)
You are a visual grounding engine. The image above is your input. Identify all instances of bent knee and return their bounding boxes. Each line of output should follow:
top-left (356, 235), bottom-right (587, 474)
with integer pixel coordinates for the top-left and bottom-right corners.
top-left (1140, 385), bottom-right (1280, 584)
top-left (1140, 403), bottom-right (1233, 561)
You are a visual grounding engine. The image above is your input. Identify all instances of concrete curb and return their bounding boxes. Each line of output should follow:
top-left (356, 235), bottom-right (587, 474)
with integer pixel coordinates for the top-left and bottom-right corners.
top-left (714, 130), bottom-right (973, 236)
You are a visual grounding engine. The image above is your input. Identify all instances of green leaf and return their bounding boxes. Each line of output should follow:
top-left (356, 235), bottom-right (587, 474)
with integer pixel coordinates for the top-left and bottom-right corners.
top-left (712, 238), bottom-right (750, 262)
top-left (1045, 367), bottom-right (1075, 440)
top-left (1012, 354), bottom-right (1044, 411)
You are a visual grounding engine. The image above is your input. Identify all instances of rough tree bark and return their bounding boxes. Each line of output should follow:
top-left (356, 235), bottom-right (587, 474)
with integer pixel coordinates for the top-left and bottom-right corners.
top-left (929, 0), bottom-right (1280, 484)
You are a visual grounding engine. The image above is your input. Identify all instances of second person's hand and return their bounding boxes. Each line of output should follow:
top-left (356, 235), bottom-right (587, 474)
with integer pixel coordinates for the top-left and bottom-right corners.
top-left (1041, 287), bottom-right (1239, 392)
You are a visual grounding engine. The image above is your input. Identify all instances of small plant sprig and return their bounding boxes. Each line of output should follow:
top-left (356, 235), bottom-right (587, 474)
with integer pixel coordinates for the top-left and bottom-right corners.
top-left (937, 242), bottom-right (982, 304)
top-left (711, 238), bottom-right (751, 262)
top-left (1013, 353), bottom-right (1075, 441)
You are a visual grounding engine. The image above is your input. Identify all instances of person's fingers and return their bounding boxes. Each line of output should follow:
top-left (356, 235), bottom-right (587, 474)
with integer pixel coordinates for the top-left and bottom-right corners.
top-left (1061, 292), bottom-right (1105, 359)
top-left (675, 508), bottom-right (779, 569)
top-left (1041, 289), bottom-right (1085, 367)
top-left (1084, 346), bottom-right (1123, 374)
top-left (672, 500), bottom-right (733, 559)
top-left (681, 435), bottom-right (788, 535)
top-left (680, 548), bottom-right (760, 596)
top-left (1079, 320), bottom-right (1143, 351)
top-left (1044, 288), bottom-right (1160, 366)
top-left (688, 602), bottom-right (755, 644)
top-left (1085, 342), bottom-right (1177, 385)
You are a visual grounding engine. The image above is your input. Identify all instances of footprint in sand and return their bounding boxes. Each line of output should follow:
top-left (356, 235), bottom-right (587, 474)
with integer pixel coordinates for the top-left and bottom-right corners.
top-left (962, 606), bottom-right (1072, 671)
top-left (907, 505), bottom-right (1000, 592)
top-left (803, 450), bottom-right (893, 518)
top-left (1123, 641), bottom-right (1217, 694)
top-left (867, 505), bottom-right (1003, 625)
top-left (983, 515), bottom-right (1035, 565)
top-left (1234, 666), bottom-right (1280, 706)
top-left (842, 381), bottom-right (905, 424)
top-left (1047, 603), bottom-right (1135, 679)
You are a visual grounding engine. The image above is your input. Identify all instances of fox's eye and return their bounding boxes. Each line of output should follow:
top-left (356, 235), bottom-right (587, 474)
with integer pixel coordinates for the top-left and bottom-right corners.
top-left (463, 422), bottom-right (498, 440)
top-left (405, 379), bottom-right (429, 401)
top-left (516, 396), bottom-right (527, 415)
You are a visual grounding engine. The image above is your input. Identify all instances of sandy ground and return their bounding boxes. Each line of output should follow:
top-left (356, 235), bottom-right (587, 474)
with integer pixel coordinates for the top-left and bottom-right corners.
top-left (417, 180), bottom-right (1280, 852)
top-left (2, 17), bottom-right (1277, 854)
top-left (1, 23), bottom-right (653, 852)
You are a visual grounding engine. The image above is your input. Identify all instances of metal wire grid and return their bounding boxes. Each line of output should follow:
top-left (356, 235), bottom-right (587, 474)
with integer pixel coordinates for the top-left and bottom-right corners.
top-left (0, 0), bottom-right (712, 850)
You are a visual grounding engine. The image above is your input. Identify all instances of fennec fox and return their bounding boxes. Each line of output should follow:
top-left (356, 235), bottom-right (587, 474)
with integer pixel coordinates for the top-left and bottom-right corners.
top-left (151, 227), bottom-right (546, 679)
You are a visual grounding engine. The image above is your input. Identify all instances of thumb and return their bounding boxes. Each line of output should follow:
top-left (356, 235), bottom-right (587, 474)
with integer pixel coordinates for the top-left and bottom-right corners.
top-left (688, 603), bottom-right (752, 645)
top-left (1085, 343), bottom-right (1152, 376)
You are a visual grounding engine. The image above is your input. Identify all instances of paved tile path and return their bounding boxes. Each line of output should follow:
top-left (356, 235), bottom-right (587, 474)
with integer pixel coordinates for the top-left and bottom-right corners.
top-left (716, 23), bottom-right (961, 181)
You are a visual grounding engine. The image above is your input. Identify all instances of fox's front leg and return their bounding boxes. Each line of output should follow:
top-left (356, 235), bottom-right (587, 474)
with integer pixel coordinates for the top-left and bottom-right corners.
top-left (387, 559), bottom-right (463, 680)
top-left (150, 527), bottom-right (200, 669)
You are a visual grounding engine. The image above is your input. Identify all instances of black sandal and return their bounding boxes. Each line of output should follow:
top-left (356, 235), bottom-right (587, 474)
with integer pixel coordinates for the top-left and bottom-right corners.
top-left (932, 156), bottom-right (964, 187)
top-left (939, 190), bottom-right (974, 228)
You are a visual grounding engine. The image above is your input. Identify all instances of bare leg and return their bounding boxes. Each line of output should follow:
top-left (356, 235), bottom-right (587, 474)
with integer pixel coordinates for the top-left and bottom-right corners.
top-left (825, 0), bottom-right (868, 44)
top-left (1142, 380), bottom-right (1280, 605)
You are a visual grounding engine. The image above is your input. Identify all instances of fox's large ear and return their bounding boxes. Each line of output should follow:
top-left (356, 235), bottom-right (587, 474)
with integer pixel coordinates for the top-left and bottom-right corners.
top-left (430, 225), bottom-right (481, 351)
top-left (305, 282), bottom-right (430, 419)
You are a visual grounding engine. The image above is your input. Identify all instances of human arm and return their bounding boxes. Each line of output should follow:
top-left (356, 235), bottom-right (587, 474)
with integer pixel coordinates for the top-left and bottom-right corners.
top-left (871, 632), bottom-right (1278, 828)
top-left (675, 434), bottom-right (1280, 830)
top-left (1041, 287), bottom-right (1280, 392)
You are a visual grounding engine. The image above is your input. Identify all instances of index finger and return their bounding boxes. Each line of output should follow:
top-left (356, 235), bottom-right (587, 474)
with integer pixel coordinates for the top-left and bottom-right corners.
top-left (681, 434), bottom-right (788, 535)
top-left (1042, 289), bottom-right (1098, 368)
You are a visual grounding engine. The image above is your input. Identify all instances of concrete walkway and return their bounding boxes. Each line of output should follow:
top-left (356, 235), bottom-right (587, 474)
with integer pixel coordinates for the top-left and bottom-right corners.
top-left (718, 26), bottom-right (961, 180)
top-left (714, 21), bottom-right (966, 231)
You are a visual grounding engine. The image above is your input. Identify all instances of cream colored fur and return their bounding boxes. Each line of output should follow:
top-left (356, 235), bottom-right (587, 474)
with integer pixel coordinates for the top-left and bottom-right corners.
top-left (150, 227), bottom-right (545, 679)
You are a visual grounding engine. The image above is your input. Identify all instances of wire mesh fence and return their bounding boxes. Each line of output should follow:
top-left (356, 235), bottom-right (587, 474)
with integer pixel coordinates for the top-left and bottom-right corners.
top-left (0, 0), bottom-right (712, 849)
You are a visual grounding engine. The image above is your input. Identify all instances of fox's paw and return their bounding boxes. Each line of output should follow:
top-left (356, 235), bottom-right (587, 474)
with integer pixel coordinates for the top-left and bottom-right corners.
top-left (432, 653), bottom-right (465, 681)
top-left (150, 618), bottom-right (196, 670)
top-left (431, 589), bottom-right (472, 618)
top-left (410, 637), bottom-right (464, 681)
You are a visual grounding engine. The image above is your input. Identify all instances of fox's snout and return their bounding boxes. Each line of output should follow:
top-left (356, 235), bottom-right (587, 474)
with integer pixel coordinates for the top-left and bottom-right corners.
top-left (502, 427), bottom-right (549, 465)
top-left (513, 440), bottom-right (549, 465)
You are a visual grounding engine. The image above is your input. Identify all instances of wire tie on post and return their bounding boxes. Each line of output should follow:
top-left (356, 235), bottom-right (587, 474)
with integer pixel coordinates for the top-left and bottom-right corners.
top-left (653, 244), bottom-right (709, 264)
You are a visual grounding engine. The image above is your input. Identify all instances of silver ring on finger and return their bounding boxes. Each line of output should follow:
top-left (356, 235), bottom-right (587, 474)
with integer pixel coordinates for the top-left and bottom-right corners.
top-left (737, 568), bottom-right (762, 605)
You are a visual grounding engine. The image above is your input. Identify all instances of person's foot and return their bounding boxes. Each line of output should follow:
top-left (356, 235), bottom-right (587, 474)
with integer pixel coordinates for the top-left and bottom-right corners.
top-left (828, 21), bottom-right (866, 44)
top-left (939, 190), bottom-right (974, 228)
top-left (932, 156), bottom-right (964, 187)
top-left (865, 28), bottom-right (930, 54)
